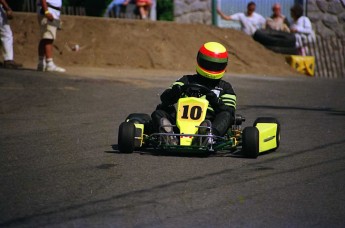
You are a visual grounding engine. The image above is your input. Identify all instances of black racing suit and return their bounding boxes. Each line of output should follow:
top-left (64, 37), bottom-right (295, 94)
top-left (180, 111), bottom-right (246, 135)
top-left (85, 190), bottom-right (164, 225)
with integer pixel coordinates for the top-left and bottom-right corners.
top-left (151, 74), bottom-right (237, 136)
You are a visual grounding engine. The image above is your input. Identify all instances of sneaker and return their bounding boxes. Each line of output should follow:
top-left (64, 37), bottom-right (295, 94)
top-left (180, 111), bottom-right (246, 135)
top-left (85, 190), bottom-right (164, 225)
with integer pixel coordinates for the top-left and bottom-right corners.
top-left (198, 120), bottom-right (213, 145)
top-left (160, 117), bottom-right (178, 145)
top-left (3, 60), bottom-right (22, 69)
top-left (198, 120), bottom-right (212, 135)
top-left (46, 63), bottom-right (66, 73)
top-left (160, 117), bottom-right (173, 133)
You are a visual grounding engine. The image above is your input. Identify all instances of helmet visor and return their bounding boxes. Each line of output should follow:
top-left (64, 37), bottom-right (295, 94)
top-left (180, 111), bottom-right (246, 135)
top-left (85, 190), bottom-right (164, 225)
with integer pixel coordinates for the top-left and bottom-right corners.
top-left (197, 55), bottom-right (228, 72)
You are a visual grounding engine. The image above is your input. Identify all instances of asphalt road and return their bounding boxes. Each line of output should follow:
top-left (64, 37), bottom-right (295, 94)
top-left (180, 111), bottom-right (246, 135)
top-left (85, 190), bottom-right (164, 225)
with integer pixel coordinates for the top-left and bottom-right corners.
top-left (1, 68), bottom-right (345, 227)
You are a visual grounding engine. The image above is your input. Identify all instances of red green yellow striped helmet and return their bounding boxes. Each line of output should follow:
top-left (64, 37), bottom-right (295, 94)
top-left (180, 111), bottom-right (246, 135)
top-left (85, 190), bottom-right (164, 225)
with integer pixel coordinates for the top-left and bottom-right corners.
top-left (196, 42), bottom-right (228, 80)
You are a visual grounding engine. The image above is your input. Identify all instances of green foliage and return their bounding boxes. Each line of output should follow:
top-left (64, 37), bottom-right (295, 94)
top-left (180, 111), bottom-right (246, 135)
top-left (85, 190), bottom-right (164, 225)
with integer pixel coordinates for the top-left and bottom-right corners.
top-left (157, 0), bottom-right (173, 21)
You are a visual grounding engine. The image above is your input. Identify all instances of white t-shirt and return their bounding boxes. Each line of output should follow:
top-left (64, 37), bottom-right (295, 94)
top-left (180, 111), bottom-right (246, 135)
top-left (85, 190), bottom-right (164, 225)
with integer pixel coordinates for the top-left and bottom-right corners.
top-left (290, 16), bottom-right (313, 35)
top-left (37, 0), bottom-right (62, 19)
top-left (291, 16), bottom-right (315, 48)
top-left (231, 12), bottom-right (266, 35)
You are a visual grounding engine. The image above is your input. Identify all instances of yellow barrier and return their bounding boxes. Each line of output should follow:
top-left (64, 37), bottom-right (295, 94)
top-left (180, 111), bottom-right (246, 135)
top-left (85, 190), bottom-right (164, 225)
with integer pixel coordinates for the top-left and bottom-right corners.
top-left (286, 55), bottom-right (315, 76)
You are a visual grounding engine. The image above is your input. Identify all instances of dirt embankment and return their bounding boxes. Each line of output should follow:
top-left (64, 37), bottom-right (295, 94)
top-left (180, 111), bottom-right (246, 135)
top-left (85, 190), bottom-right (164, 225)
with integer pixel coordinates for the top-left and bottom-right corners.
top-left (11, 13), bottom-right (297, 76)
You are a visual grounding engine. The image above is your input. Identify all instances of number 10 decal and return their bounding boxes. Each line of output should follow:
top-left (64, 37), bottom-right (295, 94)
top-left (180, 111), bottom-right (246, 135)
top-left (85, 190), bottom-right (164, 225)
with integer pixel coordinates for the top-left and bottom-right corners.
top-left (181, 105), bottom-right (202, 120)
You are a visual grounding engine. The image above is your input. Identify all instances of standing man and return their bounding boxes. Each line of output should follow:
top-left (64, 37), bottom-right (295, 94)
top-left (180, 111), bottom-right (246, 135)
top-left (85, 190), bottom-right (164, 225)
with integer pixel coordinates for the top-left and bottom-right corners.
top-left (37, 0), bottom-right (65, 72)
top-left (0, 0), bottom-right (22, 69)
top-left (217, 1), bottom-right (265, 36)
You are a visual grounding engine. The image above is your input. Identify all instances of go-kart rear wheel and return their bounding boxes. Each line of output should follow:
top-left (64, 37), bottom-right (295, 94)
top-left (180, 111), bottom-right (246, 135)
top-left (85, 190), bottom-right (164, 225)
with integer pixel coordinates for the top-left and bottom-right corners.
top-left (242, 127), bottom-right (259, 158)
top-left (254, 117), bottom-right (280, 151)
top-left (118, 122), bottom-right (136, 153)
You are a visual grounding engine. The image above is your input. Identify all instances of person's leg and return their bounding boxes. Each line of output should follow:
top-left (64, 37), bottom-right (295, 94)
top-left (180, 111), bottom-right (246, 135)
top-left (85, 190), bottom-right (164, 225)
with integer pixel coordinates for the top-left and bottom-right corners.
top-left (104, 1), bottom-right (117, 17)
top-left (143, 1), bottom-right (152, 19)
top-left (114, 5), bottom-right (121, 18)
top-left (0, 24), bottom-right (13, 61)
top-left (212, 111), bottom-right (233, 136)
top-left (38, 16), bottom-right (65, 72)
top-left (0, 24), bottom-right (22, 68)
top-left (37, 38), bottom-right (54, 71)
top-left (151, 109), bottom-right (178, 144)
top-left (138, 6), bottom-right (146, 19)
top-left (143, 5), bottom-right (150, 18)
top-left (119, 4), bottom-right (127, 18)
top-left (151, 109), bottom-right (176, 133)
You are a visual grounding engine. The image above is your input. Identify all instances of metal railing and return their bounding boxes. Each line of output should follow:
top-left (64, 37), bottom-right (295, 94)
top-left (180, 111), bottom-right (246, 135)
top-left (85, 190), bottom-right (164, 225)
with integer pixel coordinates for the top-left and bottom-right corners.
top-left (22, 0), bottom-right (86, 16)
top-left (21, 0), bottom-right (156, 19)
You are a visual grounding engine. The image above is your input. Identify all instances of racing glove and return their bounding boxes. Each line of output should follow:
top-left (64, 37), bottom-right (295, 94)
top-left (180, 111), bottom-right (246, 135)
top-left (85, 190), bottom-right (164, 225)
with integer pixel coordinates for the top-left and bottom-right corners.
top-left (206, 91), bottom-right (221, 107)
top-left (161, 84), bottom-right (183, 105)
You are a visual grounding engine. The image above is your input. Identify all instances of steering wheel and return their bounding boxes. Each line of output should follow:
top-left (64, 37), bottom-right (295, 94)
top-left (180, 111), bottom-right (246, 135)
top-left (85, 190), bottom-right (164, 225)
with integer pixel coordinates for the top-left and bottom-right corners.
top-left (181, 83), bottom-right (211, 98)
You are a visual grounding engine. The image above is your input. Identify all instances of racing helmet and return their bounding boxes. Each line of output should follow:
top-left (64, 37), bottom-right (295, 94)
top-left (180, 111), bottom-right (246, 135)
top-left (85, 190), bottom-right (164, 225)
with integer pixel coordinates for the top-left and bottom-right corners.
top-left (196, 42), bottom-right (228, 80)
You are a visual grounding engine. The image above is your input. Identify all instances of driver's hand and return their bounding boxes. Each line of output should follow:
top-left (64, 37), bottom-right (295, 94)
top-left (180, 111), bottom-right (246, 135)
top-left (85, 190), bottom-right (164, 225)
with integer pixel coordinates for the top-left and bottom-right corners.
top-left (206, 91), bottom-right (220, 106)
top-left (45, 11), bottom-right (54, 21)
top-left (170, 84), bottom-right (183, 99)
top-left (6, 10), bottom-right (13, 20)
top-left (161, 84), bottom-right (182, 105)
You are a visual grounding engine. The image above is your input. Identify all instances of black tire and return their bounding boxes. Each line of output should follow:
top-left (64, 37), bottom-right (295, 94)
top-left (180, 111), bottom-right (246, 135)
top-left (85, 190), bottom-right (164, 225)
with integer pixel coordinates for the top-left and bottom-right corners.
top-left (126, 113), bottom-right (152, 134)
top-left (126, 113), bottom-right (151, 123)
top-left (253, 29), bottom-right (296, 47)
top-left (118, 122), bottom-right (136, 153)
top-left (242, 127), bottom-right (259, 158)
top-left (253, 117), bottom-right (281, 150)
top-left (264, 45), bottom-right (299, 55)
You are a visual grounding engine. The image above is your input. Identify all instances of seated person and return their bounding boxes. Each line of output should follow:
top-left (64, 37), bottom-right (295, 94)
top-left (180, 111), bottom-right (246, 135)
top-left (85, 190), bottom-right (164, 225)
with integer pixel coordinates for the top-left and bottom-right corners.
top-left (104, 0), bottom-right (130, 18)
top-left (290, 4), bottom-right (315, 55)
top-left (266, 3), bottom-right (290, 32)
top-left (136, 0), bottom-right (152, 19)
top-left (151, 42), bottom-right (237, 140)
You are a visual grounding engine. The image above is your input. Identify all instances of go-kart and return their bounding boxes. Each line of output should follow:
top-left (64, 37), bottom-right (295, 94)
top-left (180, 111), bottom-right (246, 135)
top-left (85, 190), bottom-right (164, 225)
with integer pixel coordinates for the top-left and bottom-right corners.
top-left (117, 83), bottom-right (280, 158)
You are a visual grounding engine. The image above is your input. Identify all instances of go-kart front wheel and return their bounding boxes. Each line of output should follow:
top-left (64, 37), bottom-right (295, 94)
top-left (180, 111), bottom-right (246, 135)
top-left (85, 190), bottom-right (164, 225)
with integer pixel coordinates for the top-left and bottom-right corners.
top-left (242, 127), bottom-right (259, 158)
top-left (118, 122), bottom-right (136, 153)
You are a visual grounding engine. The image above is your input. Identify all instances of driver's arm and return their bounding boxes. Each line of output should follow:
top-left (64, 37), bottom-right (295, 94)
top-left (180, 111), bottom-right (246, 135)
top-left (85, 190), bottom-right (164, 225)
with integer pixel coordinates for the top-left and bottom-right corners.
top-left (160, 77), bottom-right (187, 105)
top-left (215, 83), bottom-right (237, 113)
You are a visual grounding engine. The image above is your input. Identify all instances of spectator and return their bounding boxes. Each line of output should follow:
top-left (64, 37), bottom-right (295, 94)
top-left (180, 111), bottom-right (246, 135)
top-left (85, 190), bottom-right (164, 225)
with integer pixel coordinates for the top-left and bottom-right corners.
top-left (290, 4), bottom-right (315, 55)
top-left (104, 0), bottom-right (130, 18)
top-left (0, 0), bottom-right (22, 69)
top-left (37, 0), bottom-right (65, 72)
top-left (136, 0), bottom-right (152, 19)
top-left (266, 3), bottom-right (290, 32)
top-left (217, 1), bottom-right (266, 36)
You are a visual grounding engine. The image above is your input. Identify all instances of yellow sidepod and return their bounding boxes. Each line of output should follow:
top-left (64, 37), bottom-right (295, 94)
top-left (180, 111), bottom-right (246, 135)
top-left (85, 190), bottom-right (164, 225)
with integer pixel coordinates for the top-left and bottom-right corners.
top-left (134, 123), bottom-right (144, 147)
top-left (255, 123), bottom-right (278, 153)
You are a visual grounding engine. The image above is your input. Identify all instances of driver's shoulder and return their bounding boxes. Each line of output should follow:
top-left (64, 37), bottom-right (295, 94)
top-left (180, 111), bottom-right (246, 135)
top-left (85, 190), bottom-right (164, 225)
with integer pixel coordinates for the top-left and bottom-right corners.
top-left (218, 80), bottom-right (236, 93)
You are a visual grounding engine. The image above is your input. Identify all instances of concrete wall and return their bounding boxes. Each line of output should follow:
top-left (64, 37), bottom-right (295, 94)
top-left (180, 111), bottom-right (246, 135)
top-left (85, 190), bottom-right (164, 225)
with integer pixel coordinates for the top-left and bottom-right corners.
top-left (307, 0), bottom-right (345, 38)
top-left (174, 0), bottom-right (212, 24)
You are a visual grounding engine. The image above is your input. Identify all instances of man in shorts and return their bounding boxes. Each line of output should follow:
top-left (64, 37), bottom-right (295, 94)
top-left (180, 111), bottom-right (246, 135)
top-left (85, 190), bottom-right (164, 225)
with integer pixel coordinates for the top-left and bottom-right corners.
top-left (37, 0), bottom-right (65, 72)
